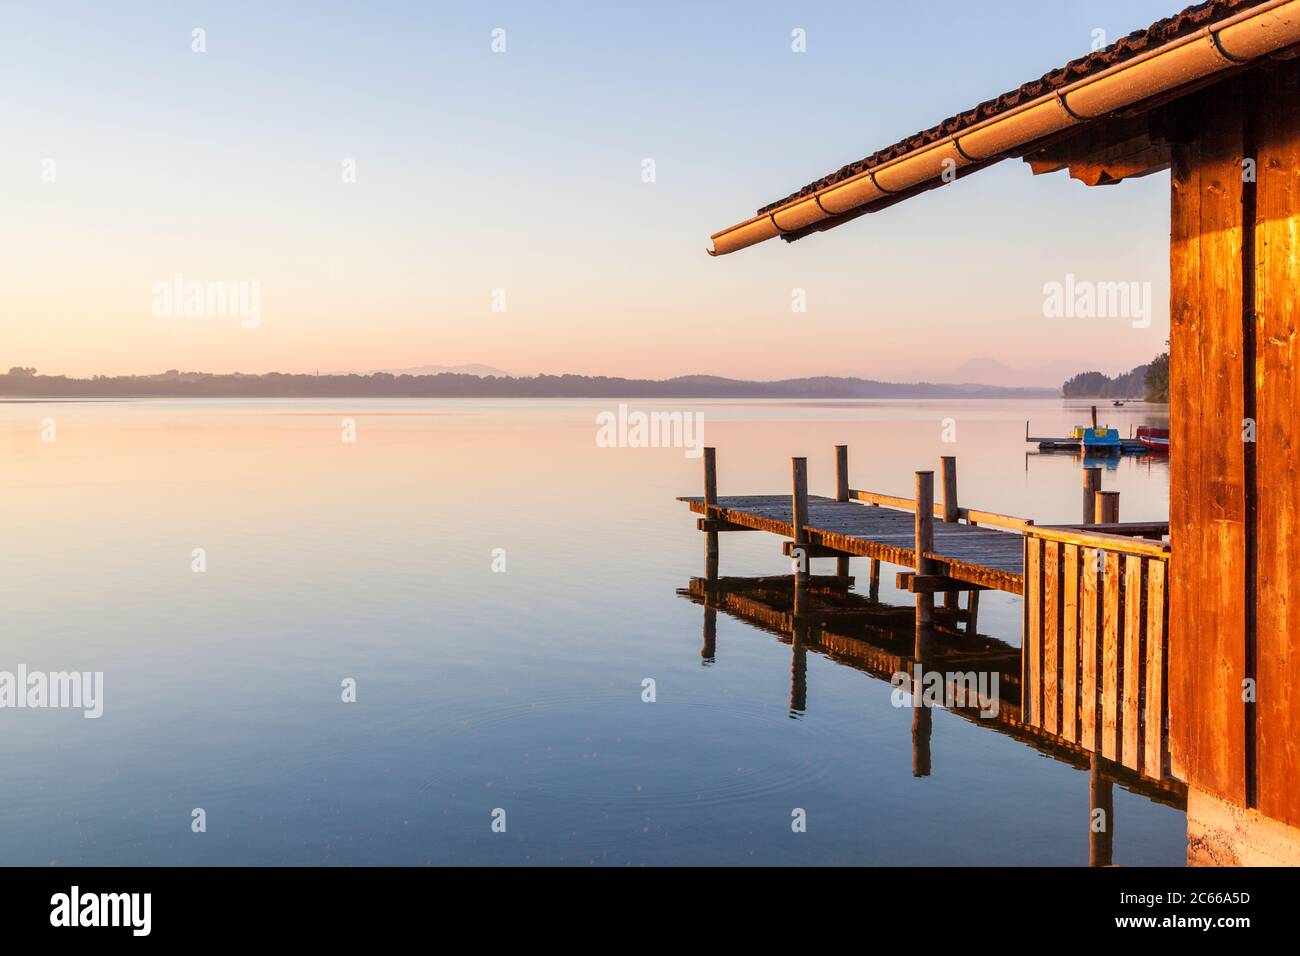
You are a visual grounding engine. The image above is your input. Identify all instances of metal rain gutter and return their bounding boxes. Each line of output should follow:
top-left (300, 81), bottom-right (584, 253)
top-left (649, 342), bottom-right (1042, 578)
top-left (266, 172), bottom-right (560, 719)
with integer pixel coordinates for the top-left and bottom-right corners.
top-left (706, 0), bottom-right (1300, 256)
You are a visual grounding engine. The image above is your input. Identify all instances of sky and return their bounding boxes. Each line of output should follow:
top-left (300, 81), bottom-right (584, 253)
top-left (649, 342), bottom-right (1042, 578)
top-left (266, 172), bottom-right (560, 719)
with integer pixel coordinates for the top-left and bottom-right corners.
top-left (2, 0), bottom-right (1179, 383)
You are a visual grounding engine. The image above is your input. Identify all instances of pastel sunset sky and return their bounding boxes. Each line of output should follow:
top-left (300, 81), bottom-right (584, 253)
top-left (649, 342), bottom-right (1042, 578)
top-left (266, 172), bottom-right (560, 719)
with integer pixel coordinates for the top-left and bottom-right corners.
top-left (4, 0), bottom-right (1177, 382)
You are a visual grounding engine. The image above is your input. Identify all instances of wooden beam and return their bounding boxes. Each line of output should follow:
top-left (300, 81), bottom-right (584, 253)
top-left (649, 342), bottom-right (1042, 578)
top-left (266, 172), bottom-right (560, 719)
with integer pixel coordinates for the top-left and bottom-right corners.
top-left (895, 571), bottom-right (991, 593)
top-left (696, 518), bottom-right (758, 533)
top-left (782, 541), bottom-right (848, 559)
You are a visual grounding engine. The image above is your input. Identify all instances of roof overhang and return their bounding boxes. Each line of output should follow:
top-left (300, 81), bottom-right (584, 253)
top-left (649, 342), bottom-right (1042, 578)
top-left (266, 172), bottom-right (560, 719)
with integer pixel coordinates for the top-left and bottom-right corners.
top-left (707, 0), bottom-right (1300, 256)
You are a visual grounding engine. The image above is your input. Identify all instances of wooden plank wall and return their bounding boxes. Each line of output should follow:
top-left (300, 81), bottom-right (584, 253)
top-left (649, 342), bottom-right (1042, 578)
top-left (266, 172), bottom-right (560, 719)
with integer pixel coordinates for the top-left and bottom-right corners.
top-left (1167, 79), bottom-right (1248, 805)
top-left (1022, 535), bottom-right (1169, 780)
top-left (1255, 61), bottom-right (1300, 829)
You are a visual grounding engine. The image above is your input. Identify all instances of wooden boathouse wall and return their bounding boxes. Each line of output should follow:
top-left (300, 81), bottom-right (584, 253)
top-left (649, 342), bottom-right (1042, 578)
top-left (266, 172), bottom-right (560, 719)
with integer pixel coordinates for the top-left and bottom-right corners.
top-left (1169, 61), bottom-right (1300, 829)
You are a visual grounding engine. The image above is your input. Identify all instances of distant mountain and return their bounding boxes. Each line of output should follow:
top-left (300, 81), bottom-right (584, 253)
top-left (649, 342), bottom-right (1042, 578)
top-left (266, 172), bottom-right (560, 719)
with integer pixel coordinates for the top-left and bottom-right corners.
top-left (369, 363), bottom-right (509, 377)
top-left (0, 367), bottom-right (1058, 399)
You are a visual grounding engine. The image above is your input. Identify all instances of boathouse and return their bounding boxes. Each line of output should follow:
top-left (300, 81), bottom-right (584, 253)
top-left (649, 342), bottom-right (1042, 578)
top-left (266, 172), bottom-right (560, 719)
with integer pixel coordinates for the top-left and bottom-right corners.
top-left (705, 0), bottom-right (1300, 863)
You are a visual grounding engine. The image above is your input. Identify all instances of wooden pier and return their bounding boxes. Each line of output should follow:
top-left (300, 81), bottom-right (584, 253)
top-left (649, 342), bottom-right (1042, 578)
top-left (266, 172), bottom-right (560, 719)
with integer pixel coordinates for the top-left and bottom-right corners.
top-left (679, 445), bottom-right (1176, 785)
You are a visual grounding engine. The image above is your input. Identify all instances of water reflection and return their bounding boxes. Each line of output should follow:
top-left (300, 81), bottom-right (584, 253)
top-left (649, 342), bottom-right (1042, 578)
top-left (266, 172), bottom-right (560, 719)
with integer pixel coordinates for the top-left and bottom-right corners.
top-left (678, 570), bottom-right (1186, 866)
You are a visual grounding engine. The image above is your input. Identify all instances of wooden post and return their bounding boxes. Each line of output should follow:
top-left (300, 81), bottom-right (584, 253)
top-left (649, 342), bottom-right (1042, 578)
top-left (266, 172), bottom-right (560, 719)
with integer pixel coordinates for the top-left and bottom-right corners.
top-left (915, 471), bottom-right (935, 626)
top-left (869, 559), bottom-right (880, 603)
top-left (940, 456), bottom-right (959, 610)
top-left (1095, 490), bottom-right (1120, 525)
top-left (966, 589), bottom-right (980, 635)
top-left (835, 445), bottom-right (849, 502)
top-left (835, 446), bottom-right (851, 579)
top-left (1082, 466), bottom-right (1102, 525)
top-left (940, 456), bottom-right (958, 523)
top-left (1091, 404), bottom-right (1099, 430)
top-left (704, 447), bottom-right (719, 578)
top-left (792, 457), bottom-right (810, 614)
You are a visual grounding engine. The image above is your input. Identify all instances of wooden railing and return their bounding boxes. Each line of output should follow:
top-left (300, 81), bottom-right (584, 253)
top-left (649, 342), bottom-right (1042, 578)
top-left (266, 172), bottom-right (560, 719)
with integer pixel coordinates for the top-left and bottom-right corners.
top-left (1022, 525), bottom-right (1171, 780)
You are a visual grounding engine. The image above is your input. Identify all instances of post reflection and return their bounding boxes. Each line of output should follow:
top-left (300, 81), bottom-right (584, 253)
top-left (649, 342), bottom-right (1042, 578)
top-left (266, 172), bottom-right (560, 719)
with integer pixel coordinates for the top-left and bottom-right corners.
top-left (677, 569), bottom-right (1185, 865)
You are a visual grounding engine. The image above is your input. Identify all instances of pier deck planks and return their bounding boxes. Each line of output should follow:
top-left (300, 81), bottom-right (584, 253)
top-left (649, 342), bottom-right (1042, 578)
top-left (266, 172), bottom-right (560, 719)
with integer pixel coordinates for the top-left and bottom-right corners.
top-left (680, 494), bottom-right (1025, 595)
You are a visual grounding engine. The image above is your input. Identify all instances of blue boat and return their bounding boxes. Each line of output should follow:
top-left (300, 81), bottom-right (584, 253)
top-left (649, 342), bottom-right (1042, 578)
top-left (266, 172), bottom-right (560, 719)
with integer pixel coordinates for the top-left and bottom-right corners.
top-left (1073, 424), bottom-right (1121, 452)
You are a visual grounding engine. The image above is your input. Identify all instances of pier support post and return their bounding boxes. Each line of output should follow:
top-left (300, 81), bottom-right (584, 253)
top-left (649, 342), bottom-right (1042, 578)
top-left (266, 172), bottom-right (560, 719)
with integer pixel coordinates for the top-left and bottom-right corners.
top-left (834, 445), bottom-right (851, 579)
top-left (940, 456), bottom-right (959, 523)
top-left (940, 456), bottom-right (959, 611)
top-left (914, 470), bottom-right (935, 626)
top-left (1083, 466), bottom-right (1102, 524)
top-left (1095, 490), bottom-right (1120, 525)
top-left (869, 559), bottom-right (881, 602)
top-left (792, 457), bottom-right (810, 615)
top-left (703, 446), bottom-right (719, 579)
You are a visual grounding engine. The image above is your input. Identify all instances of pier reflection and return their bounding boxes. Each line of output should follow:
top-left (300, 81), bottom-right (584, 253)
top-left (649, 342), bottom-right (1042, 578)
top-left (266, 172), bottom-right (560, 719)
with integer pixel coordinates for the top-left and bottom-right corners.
top-left (677, 571), bottom-right (1185, 866)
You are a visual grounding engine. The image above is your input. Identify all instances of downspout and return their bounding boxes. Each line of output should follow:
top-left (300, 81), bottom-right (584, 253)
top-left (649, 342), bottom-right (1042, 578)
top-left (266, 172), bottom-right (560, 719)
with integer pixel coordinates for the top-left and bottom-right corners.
top-left (707, 0), bottom-right (1300, 256)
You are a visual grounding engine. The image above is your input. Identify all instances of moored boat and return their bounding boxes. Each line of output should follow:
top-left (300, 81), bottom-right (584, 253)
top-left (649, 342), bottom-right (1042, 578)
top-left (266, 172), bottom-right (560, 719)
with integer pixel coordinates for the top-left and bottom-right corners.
top-left (1136, 425), bottom-right (1170, 452)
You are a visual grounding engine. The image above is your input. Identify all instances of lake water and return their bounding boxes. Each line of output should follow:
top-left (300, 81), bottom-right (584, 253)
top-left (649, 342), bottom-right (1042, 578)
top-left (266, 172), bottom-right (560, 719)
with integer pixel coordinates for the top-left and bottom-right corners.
top-left (0, 397), bottom-right (1182, 865)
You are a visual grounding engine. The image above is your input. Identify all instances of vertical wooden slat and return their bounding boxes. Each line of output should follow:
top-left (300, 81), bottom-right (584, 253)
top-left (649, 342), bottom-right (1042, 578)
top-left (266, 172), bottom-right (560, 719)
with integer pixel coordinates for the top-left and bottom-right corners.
top-left (1062, 543), bottom-right (1080, 743)
top-left (1042, 541), bottom-right (1060, 735)
top-left (1122, 554), bottom-right (1145, 771)
top-left (1255, 60), bottom-right (1300, 828)
top-left (1101, 551), bottom-right (1121, 761)
top-left (1144, 560), bottom-right (1168, 779)
top-left (1081, 547), bottom-right (1100, 751)
top-left (1168, 81), bottom-right (1248, 805)
top-left (1025, 536), bottom-right (1043, 727)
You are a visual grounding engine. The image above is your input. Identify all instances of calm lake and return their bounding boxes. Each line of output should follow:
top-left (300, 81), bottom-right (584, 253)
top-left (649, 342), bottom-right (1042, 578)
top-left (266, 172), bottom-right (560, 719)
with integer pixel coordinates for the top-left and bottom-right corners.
top-left (0, 397), bottom-right (1179, 865)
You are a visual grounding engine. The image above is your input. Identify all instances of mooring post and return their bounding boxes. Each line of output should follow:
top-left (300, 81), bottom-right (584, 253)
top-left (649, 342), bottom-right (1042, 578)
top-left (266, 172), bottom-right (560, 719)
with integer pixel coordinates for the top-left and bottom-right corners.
top-left (940, 456), bottom-right (959, 611)
top-left (940, 456), bottom-right (959, 523)
top-left (1082, 466), bottom-right (1102, 524)
top-left (914, 470), bottom-right (935, 626)
top-left (834, 445), bottom-right (851, 580)
top-left (869, 559), bottom-right (880, 602)
top-left (792, 457), bottom-right (810, 615)
top-left (1095, 490), bottom-right (1120, 525)
top-left (703, 446), bottom-right (719, 579)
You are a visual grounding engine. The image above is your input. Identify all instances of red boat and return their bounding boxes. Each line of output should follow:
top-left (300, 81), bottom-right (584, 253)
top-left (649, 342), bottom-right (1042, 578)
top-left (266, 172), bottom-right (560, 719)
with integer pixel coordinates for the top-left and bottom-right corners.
top-left (1136, 425), bottom-right (1169, 453)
